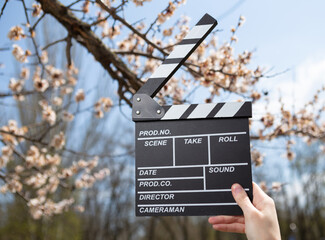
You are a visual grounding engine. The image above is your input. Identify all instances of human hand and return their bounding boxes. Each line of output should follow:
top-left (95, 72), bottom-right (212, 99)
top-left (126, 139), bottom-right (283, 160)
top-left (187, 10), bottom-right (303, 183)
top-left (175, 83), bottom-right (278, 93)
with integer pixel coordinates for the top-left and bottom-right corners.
top-left (208, 182), bottom-right (281, 240)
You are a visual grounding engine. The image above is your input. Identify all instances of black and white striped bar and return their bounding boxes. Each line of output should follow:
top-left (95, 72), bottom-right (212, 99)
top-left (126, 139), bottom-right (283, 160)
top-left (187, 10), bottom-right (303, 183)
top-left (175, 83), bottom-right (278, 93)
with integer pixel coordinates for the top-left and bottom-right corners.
top-left (161, 101), bottom-right (251, 120)
top-left (136, 13), bottom-right (218, 97)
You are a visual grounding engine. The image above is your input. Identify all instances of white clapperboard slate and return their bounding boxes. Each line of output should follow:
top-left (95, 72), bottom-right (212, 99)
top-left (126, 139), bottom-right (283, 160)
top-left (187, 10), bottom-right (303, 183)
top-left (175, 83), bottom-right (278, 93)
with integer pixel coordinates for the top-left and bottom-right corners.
top-left (132, 14), bottom-right (253, 217)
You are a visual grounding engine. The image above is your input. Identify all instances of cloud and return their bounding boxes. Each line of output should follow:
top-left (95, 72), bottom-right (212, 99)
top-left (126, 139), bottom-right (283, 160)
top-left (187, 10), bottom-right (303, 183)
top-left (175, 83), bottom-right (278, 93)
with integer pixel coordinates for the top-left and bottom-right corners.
top-left (294, 58), bottom-right (325, 107)
top-left (253, 57), bottom-right (325, 118)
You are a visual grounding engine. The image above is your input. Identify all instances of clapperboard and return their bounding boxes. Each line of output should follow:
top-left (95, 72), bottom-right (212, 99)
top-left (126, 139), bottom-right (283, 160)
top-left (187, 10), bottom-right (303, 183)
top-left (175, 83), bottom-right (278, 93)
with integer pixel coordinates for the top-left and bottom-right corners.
top-left (132, 14), bottom-right (253, 216)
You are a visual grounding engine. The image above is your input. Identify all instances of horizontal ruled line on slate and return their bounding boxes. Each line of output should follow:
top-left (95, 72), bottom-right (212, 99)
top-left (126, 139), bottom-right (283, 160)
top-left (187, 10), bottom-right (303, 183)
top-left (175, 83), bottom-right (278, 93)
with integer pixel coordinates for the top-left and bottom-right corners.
top-left (137, 162), bottom-right (248, 170)
top-left (137, 188), bottom-right (249, 194)
top-left (138, 203), bottom-right (238, 207)
top-left (137, 131), bottom-right (246, 140)
top-left (137, 167), bottom-right (203, 178)
top-left (137, 176), bottom-right (204, 181)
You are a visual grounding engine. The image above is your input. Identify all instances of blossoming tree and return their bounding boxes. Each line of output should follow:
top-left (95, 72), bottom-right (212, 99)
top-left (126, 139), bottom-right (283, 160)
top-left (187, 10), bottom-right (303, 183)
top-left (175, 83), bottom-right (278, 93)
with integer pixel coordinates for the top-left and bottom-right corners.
top-left (0, 0), bottom-right (324, 220)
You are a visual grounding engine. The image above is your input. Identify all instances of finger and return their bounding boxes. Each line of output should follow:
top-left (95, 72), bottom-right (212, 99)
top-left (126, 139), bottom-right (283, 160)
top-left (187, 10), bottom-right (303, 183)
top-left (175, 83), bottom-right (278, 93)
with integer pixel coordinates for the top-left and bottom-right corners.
top-left (252, 182), bottom-right (272, 210)
top-left (231, 183), bottom-right (255, 215)
top-left (212, 223), bottom-right (245, 233)
top-left (252, 182), bottom-right (269, 200)
top-left (208, 215), bottom-right (244, 225)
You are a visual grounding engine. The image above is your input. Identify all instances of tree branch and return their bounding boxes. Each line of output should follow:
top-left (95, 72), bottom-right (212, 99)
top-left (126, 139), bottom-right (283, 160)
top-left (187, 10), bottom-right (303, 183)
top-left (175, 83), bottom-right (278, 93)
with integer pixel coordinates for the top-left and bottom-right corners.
top-left (95, 0), bottom-right (168, 56)
top-left (0, 0), bottom-right (9, 19)
top-left (36, 0), bottom-right (142, 104)
top-left (0, 90), bottom-right (37, 98)
top-left (42, 37), bottom-right (68, 51)
top-left (66, 34), bottom-right (72, 67)
top-left (21, 0), bottom-right (45, 74)
top-left (0, 172), bottom-right (29, 202)
top-left (112, 49), bottom-right (163, 61)
top-left (31, 12), bottom-right (46, 31)
top-left (250, 129), bottom-right (325, 141)
top-left (144, 0), bottom-right (180, 36)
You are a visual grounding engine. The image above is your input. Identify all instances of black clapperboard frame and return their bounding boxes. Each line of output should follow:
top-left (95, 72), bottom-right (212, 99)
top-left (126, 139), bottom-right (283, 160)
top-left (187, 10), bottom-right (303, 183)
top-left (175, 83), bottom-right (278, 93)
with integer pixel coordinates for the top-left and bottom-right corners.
top-left (132, 14), bottom-right (253, 217)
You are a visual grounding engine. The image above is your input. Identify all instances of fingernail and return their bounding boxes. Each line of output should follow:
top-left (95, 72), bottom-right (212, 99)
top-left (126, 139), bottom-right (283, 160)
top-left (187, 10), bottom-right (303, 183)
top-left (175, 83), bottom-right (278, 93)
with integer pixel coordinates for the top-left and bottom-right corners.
top-left (232, 183), bottom-right (243, 196)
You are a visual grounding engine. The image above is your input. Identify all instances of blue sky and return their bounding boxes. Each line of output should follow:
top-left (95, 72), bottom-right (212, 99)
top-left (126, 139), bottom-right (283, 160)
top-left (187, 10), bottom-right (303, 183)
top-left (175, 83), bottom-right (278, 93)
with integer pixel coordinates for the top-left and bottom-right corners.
top-left (116, 0), bottom-right (325, 68)
top-left (0, 0), bottom-right (324, 177)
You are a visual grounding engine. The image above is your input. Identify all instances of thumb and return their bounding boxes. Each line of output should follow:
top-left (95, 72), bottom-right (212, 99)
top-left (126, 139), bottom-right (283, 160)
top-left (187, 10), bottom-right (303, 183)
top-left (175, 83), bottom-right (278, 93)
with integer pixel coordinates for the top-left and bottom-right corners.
top-left (231, 183), bottom-right (255, 215)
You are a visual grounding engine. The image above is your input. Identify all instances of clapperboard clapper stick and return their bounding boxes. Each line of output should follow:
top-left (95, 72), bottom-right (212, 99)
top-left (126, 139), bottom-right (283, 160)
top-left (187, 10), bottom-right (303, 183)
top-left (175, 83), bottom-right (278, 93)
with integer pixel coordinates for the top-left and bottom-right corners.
top-left (132, 13), bottom-right (253, 216)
